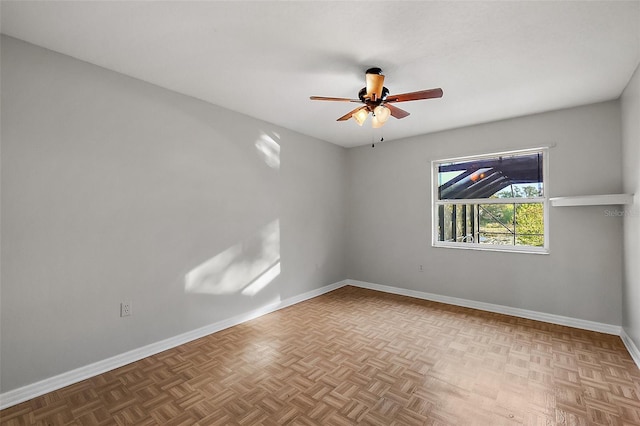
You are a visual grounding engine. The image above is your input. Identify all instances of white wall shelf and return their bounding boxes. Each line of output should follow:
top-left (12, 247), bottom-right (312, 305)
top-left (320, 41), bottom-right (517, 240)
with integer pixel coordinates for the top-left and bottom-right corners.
top-left (550, 194), bottom-right (634, 207)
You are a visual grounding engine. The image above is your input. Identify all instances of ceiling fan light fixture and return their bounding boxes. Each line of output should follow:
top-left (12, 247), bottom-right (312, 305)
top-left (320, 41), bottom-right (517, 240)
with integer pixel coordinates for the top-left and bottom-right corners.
top-left (373, 105), bottom-right (391, 123)
top-left (352, 108), bottom-right (369, 126)
top-left (310, 67), bottom-right (443, 129)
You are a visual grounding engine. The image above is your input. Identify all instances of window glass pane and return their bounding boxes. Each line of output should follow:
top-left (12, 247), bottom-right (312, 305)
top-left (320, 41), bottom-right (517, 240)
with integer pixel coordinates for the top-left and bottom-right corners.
top-left (436, 202), bottom-right (544, 248)
top-left (437, 204), bottom-right (478, 243)
top-left (438, 152), bottom-right (543, 200)
top-left (515, 203), bottom-right (544, 247)
top-left (439, 204), bottom-right (453, 242)
top-left (478, 203), bottom-right (515, 245)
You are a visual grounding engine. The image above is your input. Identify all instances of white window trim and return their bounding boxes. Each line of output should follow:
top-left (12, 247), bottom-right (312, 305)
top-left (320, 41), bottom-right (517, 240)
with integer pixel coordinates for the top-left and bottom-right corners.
top-left (431, 147), bottom-right (549, 254)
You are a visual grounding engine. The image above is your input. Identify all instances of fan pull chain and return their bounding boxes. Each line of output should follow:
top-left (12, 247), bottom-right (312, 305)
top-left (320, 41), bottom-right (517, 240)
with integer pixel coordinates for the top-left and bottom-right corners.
top-left (372, 129), bottom-right (384, 148)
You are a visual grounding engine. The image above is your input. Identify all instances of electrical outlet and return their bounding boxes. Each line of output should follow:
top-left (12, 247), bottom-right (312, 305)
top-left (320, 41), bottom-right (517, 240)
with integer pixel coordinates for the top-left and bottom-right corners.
top-left (419, 264), bottom-right (424, 272)
top-left (120, 302), bottom-right (132, 317)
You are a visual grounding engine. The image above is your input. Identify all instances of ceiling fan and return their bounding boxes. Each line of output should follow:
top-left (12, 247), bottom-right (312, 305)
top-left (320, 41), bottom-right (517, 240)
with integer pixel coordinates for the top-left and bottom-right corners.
top-left (310, 67), bottom-right (443, 128)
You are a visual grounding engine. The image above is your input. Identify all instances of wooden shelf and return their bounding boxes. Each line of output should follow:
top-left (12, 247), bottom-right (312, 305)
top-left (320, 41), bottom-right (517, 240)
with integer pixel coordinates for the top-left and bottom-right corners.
top-left (550, 194), bottom-right (634, 207)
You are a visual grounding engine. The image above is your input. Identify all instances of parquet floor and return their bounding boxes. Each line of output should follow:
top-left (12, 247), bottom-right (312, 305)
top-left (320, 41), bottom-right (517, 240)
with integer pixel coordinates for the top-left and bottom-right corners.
top-left (2, 286), bottom-right (640, 425)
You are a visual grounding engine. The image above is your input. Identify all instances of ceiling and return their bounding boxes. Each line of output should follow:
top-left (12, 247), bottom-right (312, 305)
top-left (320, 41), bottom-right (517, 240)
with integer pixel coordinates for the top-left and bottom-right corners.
top-left (1, 1), bottom-right (639, 148)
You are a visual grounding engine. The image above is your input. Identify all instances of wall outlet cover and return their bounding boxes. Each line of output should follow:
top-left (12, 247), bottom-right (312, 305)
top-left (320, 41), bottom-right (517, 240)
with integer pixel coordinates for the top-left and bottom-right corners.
top-left (120, 302), bottom-right (132, 317)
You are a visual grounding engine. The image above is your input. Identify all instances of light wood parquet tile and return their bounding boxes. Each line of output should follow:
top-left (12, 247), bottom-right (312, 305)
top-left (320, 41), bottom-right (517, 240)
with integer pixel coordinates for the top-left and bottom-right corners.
top-left (2, 286), bottom-right (640, 425)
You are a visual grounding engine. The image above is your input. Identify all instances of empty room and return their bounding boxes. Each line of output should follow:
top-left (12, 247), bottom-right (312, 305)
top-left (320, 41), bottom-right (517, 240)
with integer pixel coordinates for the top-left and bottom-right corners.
top-left (1, 1), bottom-right (640, 425)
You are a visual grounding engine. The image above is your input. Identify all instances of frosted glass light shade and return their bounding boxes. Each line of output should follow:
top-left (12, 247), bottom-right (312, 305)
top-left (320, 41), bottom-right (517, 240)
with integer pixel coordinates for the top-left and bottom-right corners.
top-left (373, 105), bottom-right (391, 123)
top-left (352, 108), bottom-right (369, 126)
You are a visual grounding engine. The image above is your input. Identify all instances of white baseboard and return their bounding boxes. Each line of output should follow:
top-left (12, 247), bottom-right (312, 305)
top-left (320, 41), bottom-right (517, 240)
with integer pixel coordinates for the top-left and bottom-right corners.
top-left (3, 278), bottom-right (634, 410)
top-left (0, 280), bottom-right (348, 410)
top-left (347, 279), bottom-right (622, 335)
top-left (621, 328), bottom-right (640, 369)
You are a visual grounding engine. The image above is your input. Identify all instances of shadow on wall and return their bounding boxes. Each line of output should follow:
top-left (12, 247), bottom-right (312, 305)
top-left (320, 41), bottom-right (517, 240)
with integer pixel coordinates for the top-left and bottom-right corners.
top-left (184, 132), bottom-right (283, 297)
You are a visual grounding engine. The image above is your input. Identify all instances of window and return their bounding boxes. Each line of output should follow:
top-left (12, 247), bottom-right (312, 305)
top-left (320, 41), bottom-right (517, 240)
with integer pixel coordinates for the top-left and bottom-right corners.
top-left (432, 148), bottom-right (548, 253)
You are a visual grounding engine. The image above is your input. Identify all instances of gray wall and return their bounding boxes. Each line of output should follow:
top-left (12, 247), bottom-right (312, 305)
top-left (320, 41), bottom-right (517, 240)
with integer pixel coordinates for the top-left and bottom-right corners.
top-left (346, 101), bottom-right (624, 325)
top-left (622, 63), bottom-right (640, 350)
top-left (1, 33), bottom-right (634, 397)
top-left (0, 36), bottom-right (347, 392)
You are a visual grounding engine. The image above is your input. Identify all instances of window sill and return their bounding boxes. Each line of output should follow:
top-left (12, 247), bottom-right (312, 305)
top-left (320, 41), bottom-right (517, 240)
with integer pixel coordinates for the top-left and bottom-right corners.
top-left (433, 242), bottom-right (549, 255)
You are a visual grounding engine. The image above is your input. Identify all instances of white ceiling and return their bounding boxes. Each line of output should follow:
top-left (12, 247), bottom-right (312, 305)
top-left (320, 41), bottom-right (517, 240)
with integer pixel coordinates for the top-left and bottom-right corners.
top-left (1, 1), bottom-right (639, 148)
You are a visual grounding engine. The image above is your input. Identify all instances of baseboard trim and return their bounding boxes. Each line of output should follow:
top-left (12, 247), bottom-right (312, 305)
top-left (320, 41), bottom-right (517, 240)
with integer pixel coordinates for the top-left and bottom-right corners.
top-left (621, 328), bottom-right (640, 369)
top-left (3, 278), bottom-right (632, 410)
top-left (347, 279), bottom-right (622, 335)
top-left (0, 280), bottom-right (348, 410)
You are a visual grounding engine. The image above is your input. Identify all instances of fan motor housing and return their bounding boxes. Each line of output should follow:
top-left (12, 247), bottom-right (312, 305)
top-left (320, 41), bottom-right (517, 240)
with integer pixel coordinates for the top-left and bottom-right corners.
top-left (358, 86), bottom-right (389, 104)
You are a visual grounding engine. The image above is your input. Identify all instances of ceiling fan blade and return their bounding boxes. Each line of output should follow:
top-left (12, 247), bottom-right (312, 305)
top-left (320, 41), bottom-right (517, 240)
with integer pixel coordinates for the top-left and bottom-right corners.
top-left (385, 88), bottom-right (443, 103)
top-left (365, 73), bottom-right (385, 101)
top-left (310, 96), bottom-right (361, 102)
top-left (337, 106), bottom-right (368, 121)
top-left (385, 104), bottom-right (410, 119)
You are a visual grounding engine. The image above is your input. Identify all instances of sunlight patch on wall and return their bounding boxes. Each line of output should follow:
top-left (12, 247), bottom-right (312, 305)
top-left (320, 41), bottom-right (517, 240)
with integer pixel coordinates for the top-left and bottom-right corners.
top-left (241, 260), bottom-right (281, 296)
top-left (255, 132), bottom-right (280, 169)
top-left (185, 220), bottom-right (280, 295)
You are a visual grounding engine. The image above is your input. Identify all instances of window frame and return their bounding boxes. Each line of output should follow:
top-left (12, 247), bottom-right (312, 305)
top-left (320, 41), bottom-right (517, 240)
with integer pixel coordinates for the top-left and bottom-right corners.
top-left (431, 147), bottom-right (549, 254)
